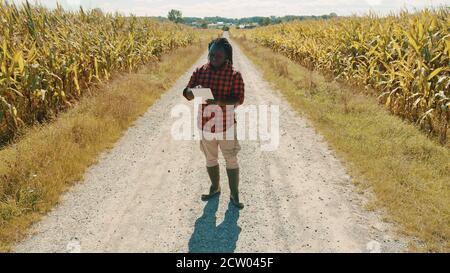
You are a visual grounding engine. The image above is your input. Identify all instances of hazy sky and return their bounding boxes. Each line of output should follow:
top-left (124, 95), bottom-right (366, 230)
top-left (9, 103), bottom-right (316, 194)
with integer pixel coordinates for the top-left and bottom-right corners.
top-left (10, 0), bottom-right (450, 17)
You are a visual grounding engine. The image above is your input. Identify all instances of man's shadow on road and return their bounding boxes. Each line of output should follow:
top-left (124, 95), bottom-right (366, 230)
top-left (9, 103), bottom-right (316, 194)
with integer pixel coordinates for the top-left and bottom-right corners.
top-left (188, 196), bottom-right (241, 253)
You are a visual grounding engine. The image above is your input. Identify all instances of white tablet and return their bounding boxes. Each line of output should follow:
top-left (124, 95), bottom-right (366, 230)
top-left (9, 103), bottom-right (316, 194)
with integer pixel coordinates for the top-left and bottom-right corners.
top-left (189, 88), bottom-right (214, 102)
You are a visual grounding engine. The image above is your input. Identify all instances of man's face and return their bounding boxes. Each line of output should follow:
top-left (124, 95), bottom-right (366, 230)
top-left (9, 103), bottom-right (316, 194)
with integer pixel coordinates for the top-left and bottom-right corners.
top-left (208, 44), bottom-right (226, 68)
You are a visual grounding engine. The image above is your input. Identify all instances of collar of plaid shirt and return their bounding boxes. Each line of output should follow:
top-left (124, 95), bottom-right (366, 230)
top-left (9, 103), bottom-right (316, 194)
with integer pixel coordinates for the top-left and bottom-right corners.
top-left (188, 61), bottom-right (244, 134)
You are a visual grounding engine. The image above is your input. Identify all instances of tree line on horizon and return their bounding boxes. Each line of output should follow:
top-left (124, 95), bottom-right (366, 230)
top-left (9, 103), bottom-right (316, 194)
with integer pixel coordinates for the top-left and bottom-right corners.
top-left (165, 9), bottom-right (338, 27)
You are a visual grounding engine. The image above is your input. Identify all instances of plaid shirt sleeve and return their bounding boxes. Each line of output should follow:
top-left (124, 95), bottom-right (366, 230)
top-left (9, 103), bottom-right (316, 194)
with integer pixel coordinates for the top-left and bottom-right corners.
top-left (183, 68), bottom-right (199, 100)
top-left (187, 67), bottom-right (199, 88)
top-left (232, 71), bottom-right (245, 105)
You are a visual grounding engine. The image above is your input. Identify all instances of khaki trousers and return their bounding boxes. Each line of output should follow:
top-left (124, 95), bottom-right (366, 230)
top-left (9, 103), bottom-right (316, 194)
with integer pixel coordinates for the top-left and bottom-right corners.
top-left (199, 125), bottom-right (241, 169)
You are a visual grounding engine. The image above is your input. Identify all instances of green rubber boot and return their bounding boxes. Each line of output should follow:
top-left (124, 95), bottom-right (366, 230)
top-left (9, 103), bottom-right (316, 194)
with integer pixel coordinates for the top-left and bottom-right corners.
top-left (226, 168), bottom-right (244, 209)
top-left (201, 165), bottom-right (221, 201)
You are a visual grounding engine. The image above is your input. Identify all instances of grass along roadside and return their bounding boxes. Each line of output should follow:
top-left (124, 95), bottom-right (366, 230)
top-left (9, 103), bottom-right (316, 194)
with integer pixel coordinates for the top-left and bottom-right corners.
top-left (233, 36), bottom-right (450, 252)
top-left (0, 34), bottom-right (214, 252)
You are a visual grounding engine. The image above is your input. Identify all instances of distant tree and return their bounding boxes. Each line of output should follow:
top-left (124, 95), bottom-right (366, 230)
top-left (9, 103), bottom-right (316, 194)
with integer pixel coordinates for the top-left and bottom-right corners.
top-left (168, 9), bottom-right (183, 24)
top-left (223, 25), bottom-right (230, 31)
top-left (271, 17), bottom-right (282, 24)
top-left (258, 17), bottom-right (271, 26)
top-left (329, 12), bottom-right (338, 18)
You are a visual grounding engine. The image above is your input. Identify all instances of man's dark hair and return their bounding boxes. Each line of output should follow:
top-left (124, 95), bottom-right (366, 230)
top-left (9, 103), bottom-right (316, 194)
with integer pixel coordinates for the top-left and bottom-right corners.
top-left (208, 37), bottom-right (233, 65)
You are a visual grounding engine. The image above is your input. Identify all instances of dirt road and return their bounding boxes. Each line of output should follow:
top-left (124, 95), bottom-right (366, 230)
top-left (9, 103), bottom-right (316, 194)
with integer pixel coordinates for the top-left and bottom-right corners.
top-left (14, 34), bottom-right (405, 253)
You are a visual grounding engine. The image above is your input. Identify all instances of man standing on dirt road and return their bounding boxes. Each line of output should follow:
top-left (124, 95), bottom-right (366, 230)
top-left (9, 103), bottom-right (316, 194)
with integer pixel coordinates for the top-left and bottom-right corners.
top-left (183, 37), bottom-right (245, 209)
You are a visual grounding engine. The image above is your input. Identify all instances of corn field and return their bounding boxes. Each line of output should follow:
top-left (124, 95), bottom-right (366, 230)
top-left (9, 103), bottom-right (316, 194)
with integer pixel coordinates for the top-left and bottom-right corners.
top-left (232, 8), bottom-right (450, 144)
top-left (0, 1), bottom-right (199, 141)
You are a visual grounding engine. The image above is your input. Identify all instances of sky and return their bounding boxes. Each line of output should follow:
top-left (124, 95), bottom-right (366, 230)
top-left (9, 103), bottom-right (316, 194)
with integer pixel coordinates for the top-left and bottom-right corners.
top-left (9, 0), bottom-right (450, 18)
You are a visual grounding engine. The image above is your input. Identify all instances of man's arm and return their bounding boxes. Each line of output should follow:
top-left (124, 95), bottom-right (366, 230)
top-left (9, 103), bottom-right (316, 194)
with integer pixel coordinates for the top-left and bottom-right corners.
top-left (183, 68), bottom-right (199, 101)
top-left (234, 71), bottom-right (245, 106)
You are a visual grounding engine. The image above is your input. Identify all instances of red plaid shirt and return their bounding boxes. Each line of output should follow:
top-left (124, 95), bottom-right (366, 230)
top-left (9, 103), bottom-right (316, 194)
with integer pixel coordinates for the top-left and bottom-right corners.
top-left (184, 62), bottom-right (245, 133)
